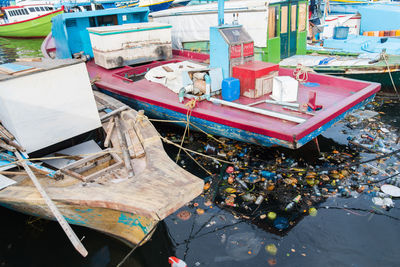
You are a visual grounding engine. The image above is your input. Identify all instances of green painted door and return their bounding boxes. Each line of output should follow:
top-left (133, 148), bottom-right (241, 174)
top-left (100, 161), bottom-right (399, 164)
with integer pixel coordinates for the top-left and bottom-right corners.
top-left (289, 1), bottom-right (298, 57)
top-left (266, 4), bottom-right (281, 63)
top-left (280, 2), bottom-right (289, 59)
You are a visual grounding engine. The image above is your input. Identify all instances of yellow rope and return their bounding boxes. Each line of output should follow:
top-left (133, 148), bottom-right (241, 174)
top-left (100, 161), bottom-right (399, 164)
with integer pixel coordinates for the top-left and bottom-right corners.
top-left (160, 135), bottom-right (233, 164)
top-left (176, 99), bottom-right (197, 163)
top-left (149, 118), bottom-right (225, 145)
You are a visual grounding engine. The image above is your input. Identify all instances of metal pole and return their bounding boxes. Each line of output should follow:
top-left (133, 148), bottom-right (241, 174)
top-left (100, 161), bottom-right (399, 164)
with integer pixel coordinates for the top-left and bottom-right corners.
top-left (209, 97), bottom-right (306, 123)
top-left (218, 0), bottom-right (224, 26)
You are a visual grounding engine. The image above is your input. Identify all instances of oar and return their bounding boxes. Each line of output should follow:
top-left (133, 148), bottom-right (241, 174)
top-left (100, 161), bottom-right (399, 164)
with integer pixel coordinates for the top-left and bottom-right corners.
top-left (14, 151), bottom-right (88, 257)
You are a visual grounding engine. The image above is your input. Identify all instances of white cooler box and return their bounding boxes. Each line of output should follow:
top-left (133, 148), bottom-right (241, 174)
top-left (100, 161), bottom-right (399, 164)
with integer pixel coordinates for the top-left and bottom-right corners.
top-left (88, 22), bottom-right (173, 69)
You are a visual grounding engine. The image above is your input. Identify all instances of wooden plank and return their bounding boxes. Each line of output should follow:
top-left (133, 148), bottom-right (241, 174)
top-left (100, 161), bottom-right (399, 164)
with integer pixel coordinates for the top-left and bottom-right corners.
top-left (124, 131), bottom-right (136, 159)
top-left (60, 169), bottom-right (86, 181)
top-left (0, 124), bottom-right (15, 140)
top-left (14, 151), bottom-right (88, 257)
top-left (100, 106), bottom-right (129, 122)
top-left (122, 117), bottom-right (145, 158)
top-left (15, 58), bottom-right (42, 62)
top-left (114, 117), bottom-right (134, 177)
top-left (0, 63), bottom-right (34, 74)
top-left (0, 139), bottom-right (16, 151)
top-left (127, 128), bottom-right (145, 158)
top-left (103, 117), bottom-right (115, 148)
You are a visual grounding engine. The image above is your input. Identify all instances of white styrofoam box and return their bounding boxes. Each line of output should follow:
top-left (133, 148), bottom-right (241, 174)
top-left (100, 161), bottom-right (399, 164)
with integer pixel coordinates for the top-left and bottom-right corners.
top-left (271, 76), bottom-right (299, 102)
top-left (0, 62), bottom-right (101, 153)
top-left (88, 22), bottom-right (173, 69)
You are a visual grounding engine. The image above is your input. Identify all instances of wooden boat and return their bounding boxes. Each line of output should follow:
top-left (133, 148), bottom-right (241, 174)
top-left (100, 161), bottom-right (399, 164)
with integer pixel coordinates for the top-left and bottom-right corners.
top-left (0, 4), bottom-right (63, 38)
top-left (0, 58), bottom-right (204, 254)
top-left (41, 6), bottom-right (381, 150)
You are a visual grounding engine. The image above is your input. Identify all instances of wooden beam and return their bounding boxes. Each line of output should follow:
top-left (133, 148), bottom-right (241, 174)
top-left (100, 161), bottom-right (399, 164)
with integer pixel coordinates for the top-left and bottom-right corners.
top-left (14, 151), bottom-right (88, 257)
top-left (103, 117), bottom-right (115, 148)
top-left (114, 117), bottom-right (134, 177)
top-left (100, 106), bottom-right (129, 122)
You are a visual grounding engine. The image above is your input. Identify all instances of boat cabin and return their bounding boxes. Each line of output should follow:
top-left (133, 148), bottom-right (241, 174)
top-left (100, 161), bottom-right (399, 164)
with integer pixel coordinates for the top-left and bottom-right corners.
top-left (151, 0), bottom-right (308, 63)
top-left (51, 7), bottom-right (149, 59)
top-left (0, 4), bottom-right (54, 24)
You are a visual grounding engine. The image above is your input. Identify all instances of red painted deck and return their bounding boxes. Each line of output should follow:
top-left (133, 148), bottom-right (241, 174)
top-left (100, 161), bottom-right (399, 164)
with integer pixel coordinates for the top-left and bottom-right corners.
top-left (86, 51), bottom-right (380, 145)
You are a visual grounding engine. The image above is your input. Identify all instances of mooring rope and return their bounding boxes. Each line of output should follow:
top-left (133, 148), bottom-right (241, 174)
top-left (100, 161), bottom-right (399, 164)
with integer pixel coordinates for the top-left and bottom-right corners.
top-left (293, 63), bottom-right (315, 83)
top-left (381, 51), bottom-right (400, 100)
top-left (176, 98), bottom-right (197, 163)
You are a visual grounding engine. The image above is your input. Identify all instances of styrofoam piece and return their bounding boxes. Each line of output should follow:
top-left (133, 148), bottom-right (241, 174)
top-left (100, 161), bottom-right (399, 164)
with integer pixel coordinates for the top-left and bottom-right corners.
top-left (0, 174), bottom-right (16, 190)
top-left (43, 140), bottom-right (102, 169)
top-left (271, 76), bottom-right (299, 102)
top-left (381, 184), bottom-right (400, 197)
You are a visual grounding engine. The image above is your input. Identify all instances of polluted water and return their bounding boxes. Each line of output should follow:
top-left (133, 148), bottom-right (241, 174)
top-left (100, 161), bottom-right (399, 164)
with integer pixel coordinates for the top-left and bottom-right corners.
top-left (1, 40), bottom-right (400, 267)
top-left (159, 96), bottom-right (400, 267)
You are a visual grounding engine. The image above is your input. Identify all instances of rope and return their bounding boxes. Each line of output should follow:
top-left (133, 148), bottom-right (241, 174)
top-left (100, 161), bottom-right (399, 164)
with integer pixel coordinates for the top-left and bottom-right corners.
top-left (149, 118), bottom-right (225, 145)
top-left (381, 51), bottom-right (400, 100)
top-left (160, 135), bottom-right (233, 165)
top-left (293, 64), bottom-right (314, 83)
top-left (176, 99), bottom-right (197, 163)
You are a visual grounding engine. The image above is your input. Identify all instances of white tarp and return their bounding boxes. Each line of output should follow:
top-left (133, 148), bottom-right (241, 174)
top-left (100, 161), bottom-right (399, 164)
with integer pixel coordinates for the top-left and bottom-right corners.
top-left (151, 0), bottom-right (270, 49)
top-left (145, 61), bottom-right (208, 93)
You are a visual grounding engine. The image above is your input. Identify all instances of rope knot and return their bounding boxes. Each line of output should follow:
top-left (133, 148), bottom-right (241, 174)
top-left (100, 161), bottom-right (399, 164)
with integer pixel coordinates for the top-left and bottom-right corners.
top-left (293, 63), bottom-right (314, 83)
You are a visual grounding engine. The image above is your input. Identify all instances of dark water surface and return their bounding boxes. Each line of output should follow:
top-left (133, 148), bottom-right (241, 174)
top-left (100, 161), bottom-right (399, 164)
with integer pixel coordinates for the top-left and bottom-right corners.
top-left (1, 39), bottom-right (400, 267)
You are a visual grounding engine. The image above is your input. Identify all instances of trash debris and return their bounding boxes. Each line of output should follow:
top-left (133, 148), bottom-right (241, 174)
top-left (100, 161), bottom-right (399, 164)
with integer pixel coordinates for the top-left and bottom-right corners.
top-left (265, 244), bottom-right (278, 256)
top-left (168, 257), bottom-right (187, 267)
top-left (381, 184), bottom-right (400, 197)
top-left (177, 210), bottom-right (192, 221)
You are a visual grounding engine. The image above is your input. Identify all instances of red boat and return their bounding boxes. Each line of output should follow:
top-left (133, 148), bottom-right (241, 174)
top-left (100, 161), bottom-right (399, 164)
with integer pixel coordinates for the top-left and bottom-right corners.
top-left (41, 7), bottom-right (380, 149)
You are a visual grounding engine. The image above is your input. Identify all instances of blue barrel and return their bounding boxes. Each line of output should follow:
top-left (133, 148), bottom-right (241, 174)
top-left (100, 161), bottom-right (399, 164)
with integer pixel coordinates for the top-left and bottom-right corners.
top-left (221, 77), bottom-right (240, 101)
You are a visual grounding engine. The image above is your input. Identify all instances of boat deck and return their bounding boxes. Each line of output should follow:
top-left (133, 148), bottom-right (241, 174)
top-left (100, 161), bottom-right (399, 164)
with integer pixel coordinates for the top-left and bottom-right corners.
top-left (87, 51), bottom-right (380, 148)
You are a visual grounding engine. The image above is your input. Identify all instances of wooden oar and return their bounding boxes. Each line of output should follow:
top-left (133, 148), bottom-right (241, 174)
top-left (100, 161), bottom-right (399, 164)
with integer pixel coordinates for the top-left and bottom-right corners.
top-left (14, 151), bottom-right (88, 257)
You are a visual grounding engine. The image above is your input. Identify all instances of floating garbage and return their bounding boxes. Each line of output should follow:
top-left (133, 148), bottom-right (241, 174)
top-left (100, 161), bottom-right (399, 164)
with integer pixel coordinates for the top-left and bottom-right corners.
top-left (309, 207), bottom-right (318, 217)
top-left (381, 184), bottom-right (400, 197)
top-left (177, 210), bottom-right (192, 221)
top-left (273, 217), bottom-right (289, 230)
top-left (265, 244), bottom-right (278, 256)
top-left (163, 97), bottom-right (400, 236)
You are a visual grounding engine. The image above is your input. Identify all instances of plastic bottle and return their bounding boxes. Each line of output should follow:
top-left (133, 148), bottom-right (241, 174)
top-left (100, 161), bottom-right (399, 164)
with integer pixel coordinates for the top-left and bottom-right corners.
top-left (255, 195), bottom-right (264, 205)
top-left (236, 177), bottom-right (249, 190)
top-left (285, 195), bottom-right (301, 211)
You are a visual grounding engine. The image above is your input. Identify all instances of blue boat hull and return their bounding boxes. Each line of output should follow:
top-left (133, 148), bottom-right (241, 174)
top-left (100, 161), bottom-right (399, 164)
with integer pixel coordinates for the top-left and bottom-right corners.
top-left (100, 89), bottom-right (376, 149)
top-left (145, 1), bottom-right (173, 12)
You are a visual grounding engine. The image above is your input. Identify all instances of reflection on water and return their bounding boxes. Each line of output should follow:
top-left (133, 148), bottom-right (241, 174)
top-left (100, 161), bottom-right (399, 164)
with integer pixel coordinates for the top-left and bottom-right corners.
top-left (1, 39), bottom-right (400, 267)
top-left (0, 37), bottom-right (43, 63)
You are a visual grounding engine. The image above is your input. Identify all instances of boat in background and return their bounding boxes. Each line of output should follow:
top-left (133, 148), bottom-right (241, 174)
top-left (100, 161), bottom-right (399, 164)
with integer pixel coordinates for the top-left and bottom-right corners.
top-left (0, 4), bottom-right (63, 38)
top-left (116, 0), bottom-right (173, 12)
top-left (0, 57), bottom-right (203, 252)
top-left (170, 0), bottom-right (191, 8)
top-left (41, 6), bottom-right (380, 149)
